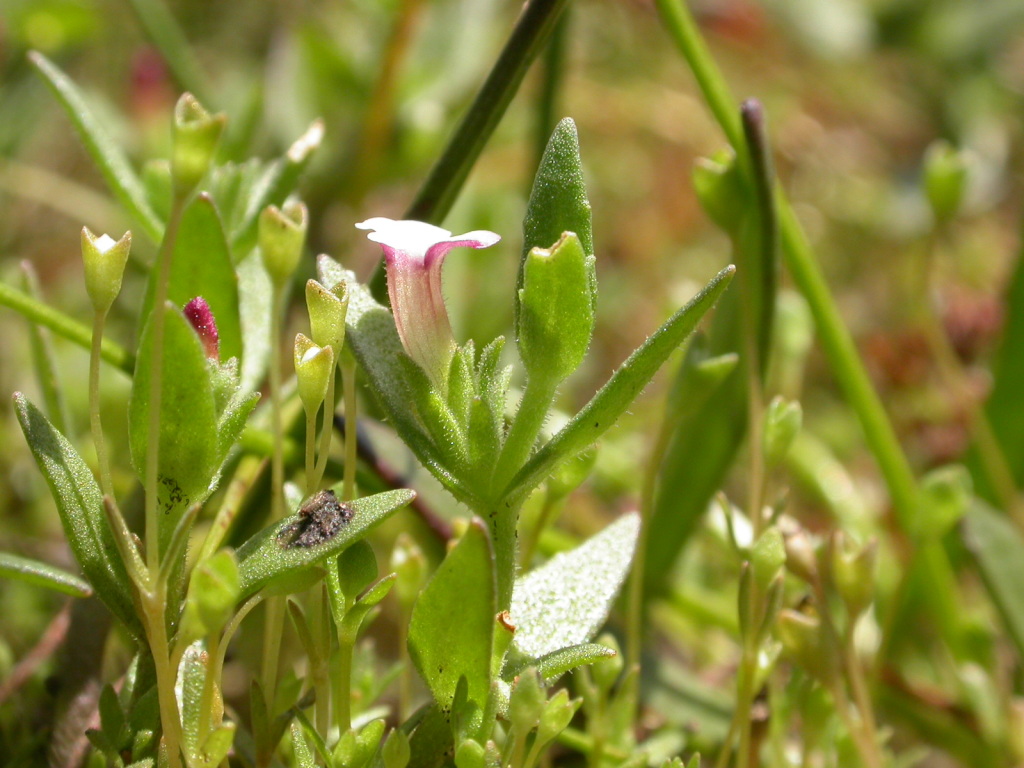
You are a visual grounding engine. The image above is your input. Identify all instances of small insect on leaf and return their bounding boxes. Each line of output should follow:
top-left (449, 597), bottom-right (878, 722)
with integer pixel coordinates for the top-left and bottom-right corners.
top-left (278, 489), bottom-right (354, 548)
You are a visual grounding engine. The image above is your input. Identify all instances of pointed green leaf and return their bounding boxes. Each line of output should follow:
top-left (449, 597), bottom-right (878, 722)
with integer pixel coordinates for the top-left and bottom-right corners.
top-left (177, 640), bottom-right (208, 761)
top-left (142, 194), bottom-right (242, 363)
top-left (505, 643), bottom-right (616, 684)
top-left (237, 251), bottom-right (274, 393)
top-left (0, 551), bottom-right (93, 598)
top-left (236, 488), bottom-right (414, 600)
top-left (129, 304), bottom-right (220, 546)
top-left (505, 266), bottom-right (734, 502)
top-left (510, 513), bottom-right (638, 658)
top-left (12, 393), bottom-right (141, 636)
top-left (408, 519), bottom-right (495, 710)
top-left (290, 722), bottom-right (317, 768)
top-left (962, 501), bottom-right (1024, 658)
top-left (29, 52), bottom-right (163, 242)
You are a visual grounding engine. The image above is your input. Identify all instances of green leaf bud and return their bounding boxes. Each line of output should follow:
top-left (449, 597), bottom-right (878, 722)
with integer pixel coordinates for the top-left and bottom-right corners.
top-left (924, 140), bottom-right (967, 225)
top-left (777, 609), bottom-right (836, 683)
top-left (382, 729), bottom-right (410, 768)
top-left (171, 93), bottom-right (225, 195)
top-left (81, 227), bottom-right (131, 314)
top-left (306, 278), bottom-right (349, 354)
top-left (829, 532), bottom-right (877, 619)
top-left (390, 532), bottom-right (427, 604)
top-left (260, 201), bottom-right (308, 287)
top-left (508, 668), bottom-right (546, 734)
top-left (537, 689), bottom-right (581, 746)
top-left (590, 632), bottom-right (623, 693)
top-left (454, 739), bottom-right (486, 768)
top-left (517, 232), bottom-right (596, 388)
top-left (751, 527), bottom-right (786, 592)
top-left (337, 539), bottom-right (378, 602)
top-left (692, 151), bottom-right (745, 236)
top-left (914, 464), bottom-right (972, 541)
top-left (293, 334), bottom-right (334, 417)
top-left (763, 396), bottom-right (802, 466)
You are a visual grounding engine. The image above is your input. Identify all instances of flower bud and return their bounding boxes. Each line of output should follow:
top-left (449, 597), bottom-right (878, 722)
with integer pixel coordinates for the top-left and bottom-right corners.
top-left (517, 232), bottom-right (596, 389)
top-left (693, 151), bottom-right (745, 236)
top-left (306, 277), bottom-right (349, 353)
top-left (260, 201), bottom-right (308, 287)
top-left (390, 532), bottom-right (427, 604)
top-left (590, 633), bottom-right (623, 693)
top-left (183, 296), bottom-right (220, 360)
top-left (763, 396), bottom-right (802, 467)
top-left (830, 532), bottom-right (877, 619)
top-left (81, 227), bottom-right (131, 314)
top-left (382, 729), bottom-right (410, 768)
top-left (509, 668), bottom-right (546, 734)
top-left (293, 334), bottom-right (334, 416)
top-left (171, 93), bottom-right (225, 195)
top-left (924, 140), bottom-right (967, 225)
top-left (454, 739), bottom-right (486, 768)
top-left (751, 527), bottom-right (786, 592)
top-left (777, 609), bottom-right (836, 683)
top-left (537, 689), bottom-right (581, 745)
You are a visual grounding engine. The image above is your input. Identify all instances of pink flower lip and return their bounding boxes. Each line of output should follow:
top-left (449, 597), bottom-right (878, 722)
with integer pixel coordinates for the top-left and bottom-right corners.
top-left (356, 218), bottom-right (500, 389)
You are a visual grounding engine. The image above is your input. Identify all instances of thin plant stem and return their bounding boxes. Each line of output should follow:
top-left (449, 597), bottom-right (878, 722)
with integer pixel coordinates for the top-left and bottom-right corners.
top-left (342, 359), bottom-right (358, 501)
top-left (144, 194), bottom-right (187, 571)
top-left (313, 366), bottom-right (337, 491)
top-left (305, 407), bottom-right (317, 493)
top-left (0, 280), bottom-right (135, 373)
top-left (90, 309), bottom-right (115, 497)
top-left (843, 622), bottom-right (879, 753)
top-left (918, 232), bottom-right (1021, 520)
top-left (494, 377), bottom-right (556, 496)
top-left (327, 566), bottom-right (352, 734)
top-left (143, 586), bottom-right (183, 768)
top-left (197, 454), bottom-right (265, 561)
top-left (261, 283), bottom-right (288, 706)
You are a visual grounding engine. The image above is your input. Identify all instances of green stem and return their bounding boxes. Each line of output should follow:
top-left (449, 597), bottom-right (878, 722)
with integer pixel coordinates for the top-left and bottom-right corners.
top-left (494, 378), bottom-right (557, 496)
top-left (197, 454), bottom-right (264, 562)
top-left (305, 407), bottom-right (317, 494)
top-left (90, 310), bottom-right (115, 497)
top-left (328, 567), bottom-right (353, 734)
top-left (260, 597), bottom-right (285, 715)
top-left (313, 366), bottom-right (337, 491)
top-left (143, 587), bottom-right (183, 768)
top-left (144, 195), bottom-right (187, 571)
top-left (342, 360), bottom-right (359, 502)
top-left (0, 280), bottom-right (135, 373)
top-left (269, 284), bottom-right (286, 520)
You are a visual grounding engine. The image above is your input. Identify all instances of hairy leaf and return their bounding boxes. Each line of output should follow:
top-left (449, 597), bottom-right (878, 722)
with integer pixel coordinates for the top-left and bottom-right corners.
top-left (0, 551), bottom-right (92, 598)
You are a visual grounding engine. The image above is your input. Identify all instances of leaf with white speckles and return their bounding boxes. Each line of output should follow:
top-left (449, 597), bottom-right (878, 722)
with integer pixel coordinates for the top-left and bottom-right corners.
top-left (509, 513), bottom-right (639, 659)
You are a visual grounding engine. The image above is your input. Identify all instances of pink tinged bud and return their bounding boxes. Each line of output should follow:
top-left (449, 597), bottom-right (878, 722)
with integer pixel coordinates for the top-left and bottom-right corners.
top-left (183, 296), bottom-right (220, 360)
top-left (355, 217), bottom-right (500, 389)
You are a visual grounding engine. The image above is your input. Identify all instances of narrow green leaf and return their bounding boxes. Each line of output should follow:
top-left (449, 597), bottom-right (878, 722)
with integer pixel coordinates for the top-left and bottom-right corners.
top-left (408, 519), bottom-right (496, 710)
top-left (28, 52), bottom-right (163, 243)
top-left (236, 488), bottom-right (414, 600)
top-left (505, 643), bottom-right (616, 684)
top-left (505, 266), bottom-right (734, 502)
top-left (509, 514), bottom-right (639, 659)
top-left (236, 251), bottom-right (274, 394)
top-left (0, 280), bottom-right (134, 374)
top-left (129, 303), bottom-right (220, 547)
top-left (178, 640), bottom-right (208, 761)
top-left (962, 501), bottom-right (1024, 658)
top-left (20, 262), bottom-right (71, 436)
top-left (141, 194), bottom-right (242, 362)
top-left (13, 393), bottom-right (141, 636)
top-left (290, 722), bottom-right (317, 768)
top-left (0, 551), bottom-right (92, 598)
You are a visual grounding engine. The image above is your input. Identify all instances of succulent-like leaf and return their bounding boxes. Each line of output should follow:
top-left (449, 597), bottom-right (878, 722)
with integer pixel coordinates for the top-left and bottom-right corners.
top-left (509, 513), bottom-right (639, 659)
top-left (129, 304), bottom-right (220, 548)
top-left (408, 519), bottom-right (495, 710)
top-left (236, 488), bottom-right (414, 600)
top-left (13, 393), bottom-right (141, 636)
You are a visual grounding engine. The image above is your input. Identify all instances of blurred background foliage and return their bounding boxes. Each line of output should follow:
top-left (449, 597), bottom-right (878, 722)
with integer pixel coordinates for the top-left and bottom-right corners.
top-left (2, 0), bottom-right (1024, 764)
